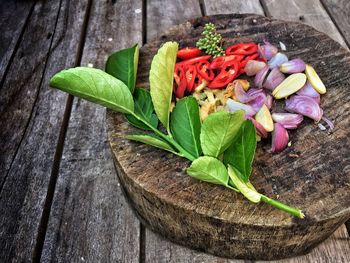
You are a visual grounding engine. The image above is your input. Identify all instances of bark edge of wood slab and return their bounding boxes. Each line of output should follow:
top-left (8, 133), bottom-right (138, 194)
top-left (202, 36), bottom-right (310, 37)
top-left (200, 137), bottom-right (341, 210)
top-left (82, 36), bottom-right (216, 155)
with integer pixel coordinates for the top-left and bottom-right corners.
top-left (106, 14), bottom-right (350, 260)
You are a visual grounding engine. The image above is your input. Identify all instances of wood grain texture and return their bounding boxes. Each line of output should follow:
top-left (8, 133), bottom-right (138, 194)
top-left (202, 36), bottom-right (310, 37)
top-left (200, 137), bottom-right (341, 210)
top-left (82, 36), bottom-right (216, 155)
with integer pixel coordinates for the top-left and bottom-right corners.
top-left (0, 1), bottom-right (61, 185)
top-left (0, 0), bottom-right (88, 261)
top-left (40, 0), bottom-right (142, 262)
top-left (204, 0), bottom-right (264, 16)
top-left (0, 0), bottom-right (34, 83)
top-left (147, 0), bottom-right (202, 42)
top-left (107, 14), bottom-right (350, 260)
top-left (262, 0), bottom-right (347, 48)
top-left (321, 0), bottom-right (350, 47)
top-left (263, 225), bottom-right (350, 263)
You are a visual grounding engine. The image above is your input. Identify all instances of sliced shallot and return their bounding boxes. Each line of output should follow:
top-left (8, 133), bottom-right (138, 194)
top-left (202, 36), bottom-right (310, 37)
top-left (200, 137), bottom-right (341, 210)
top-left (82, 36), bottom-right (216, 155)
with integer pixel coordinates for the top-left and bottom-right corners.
top-left (285, 95), bottom-right (323, 122)
top-left (280, 58), bottom-right (306, 74)
top-left (258, 40), bottom-right (278, 60)
top-left (244, 60), bottom-right (267, 76)
top-left (246, 116), bottom-right (268, 138)
top-left (268, 53), bottom-right (288, 69)
top-left (296, 81), bottom-right (320, 104)
top-left (271, 113), bottom-right (304, 129)
top-left (254, 65), bottom-right (269, 88)
top-left (264, 67), bottom-right (285, 91)
top-left (271, 123), bottom-right (289, 153)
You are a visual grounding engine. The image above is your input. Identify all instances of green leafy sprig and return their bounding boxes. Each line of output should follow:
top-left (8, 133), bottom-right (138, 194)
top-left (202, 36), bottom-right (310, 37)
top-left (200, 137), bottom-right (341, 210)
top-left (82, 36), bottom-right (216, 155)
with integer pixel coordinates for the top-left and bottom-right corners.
top-left (49, 42), bottom-right (304, 218)
top-left (196, 23), bottom-right (224, 57)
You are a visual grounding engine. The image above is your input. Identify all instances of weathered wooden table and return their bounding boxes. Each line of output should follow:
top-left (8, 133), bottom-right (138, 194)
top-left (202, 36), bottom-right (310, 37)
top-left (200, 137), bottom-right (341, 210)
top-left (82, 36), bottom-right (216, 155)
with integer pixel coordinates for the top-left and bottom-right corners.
top-left (1, 0), bottom-right (349, 262)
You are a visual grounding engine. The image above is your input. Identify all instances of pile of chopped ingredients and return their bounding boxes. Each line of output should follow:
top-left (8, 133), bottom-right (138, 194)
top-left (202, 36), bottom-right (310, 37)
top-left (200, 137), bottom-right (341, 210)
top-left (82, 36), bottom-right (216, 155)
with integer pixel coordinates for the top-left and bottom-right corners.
top-left (49, 22), bottom-right (335, 218)
top-left (173, 25), bottom-right (332, 153)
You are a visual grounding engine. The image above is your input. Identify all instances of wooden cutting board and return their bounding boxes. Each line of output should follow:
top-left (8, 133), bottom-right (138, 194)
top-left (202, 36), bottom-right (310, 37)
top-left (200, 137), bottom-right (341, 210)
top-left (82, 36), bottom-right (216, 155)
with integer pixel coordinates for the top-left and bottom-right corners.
top-left (106, 14), bottom-right (350, 260)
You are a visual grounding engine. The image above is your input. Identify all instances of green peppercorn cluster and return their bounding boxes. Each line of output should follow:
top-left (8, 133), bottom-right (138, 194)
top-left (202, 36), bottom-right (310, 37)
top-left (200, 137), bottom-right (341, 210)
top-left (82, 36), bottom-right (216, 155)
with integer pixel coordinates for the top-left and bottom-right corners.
top-left (196, 23), bottom-right (224, 58)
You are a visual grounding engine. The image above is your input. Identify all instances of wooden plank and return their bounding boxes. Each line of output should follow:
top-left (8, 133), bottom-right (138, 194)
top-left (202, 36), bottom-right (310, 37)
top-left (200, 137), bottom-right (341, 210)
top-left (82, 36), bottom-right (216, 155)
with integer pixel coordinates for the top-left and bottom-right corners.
top-left (261, 0), bottom-right (347, 48)
top-left (257, 225), bottom-right (350, 263)
top-left (321, 0), bottom-right (350, 46)
top-left (40, 0), bottom-right (142, 262)
top-left (0, 1), bottom-right (61, 185)
top-left (0, 0), bottom-right (35, 83)
top-left (204, 0), bottom-right (264, 15)
top-left (147, 0), bottom-right (202, 42)
top-left (146, 231), bottom-right (247, 263)
top-left (0, 0), bottom-right (89, 261)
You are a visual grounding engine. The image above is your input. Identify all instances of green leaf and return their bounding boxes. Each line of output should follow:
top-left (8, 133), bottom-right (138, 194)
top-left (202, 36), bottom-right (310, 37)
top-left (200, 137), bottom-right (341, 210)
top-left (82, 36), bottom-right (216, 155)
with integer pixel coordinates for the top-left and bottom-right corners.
top-left (187, 156), bottom-right (229, 186)
top-left (49, 67), bottom-right (134, 114)
top-left (126, 134), bottom-right (177, 154)
top-left (106, 44), bottom-right (139, 93)
top-left (149, 42), bottom-right (178, 134)
top-left (228, 165), bottom-right (261, 203)
top-left (223, 120), bottom-right (256, 182)
top-left (125, 88), bottom-right (158, 130)
top-left (170, 97), bottom-right (201, 158)
top-left (200, 110), bottom-right (245, 158)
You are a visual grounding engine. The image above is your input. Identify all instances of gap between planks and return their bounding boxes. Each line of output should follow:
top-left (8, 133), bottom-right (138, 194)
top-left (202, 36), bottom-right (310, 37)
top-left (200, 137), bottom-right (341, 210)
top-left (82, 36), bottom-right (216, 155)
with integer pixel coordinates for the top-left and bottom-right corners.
top-left (0, 1), bottom-right (36, 90)
top-left (31, 0), bottom-right (93, 261)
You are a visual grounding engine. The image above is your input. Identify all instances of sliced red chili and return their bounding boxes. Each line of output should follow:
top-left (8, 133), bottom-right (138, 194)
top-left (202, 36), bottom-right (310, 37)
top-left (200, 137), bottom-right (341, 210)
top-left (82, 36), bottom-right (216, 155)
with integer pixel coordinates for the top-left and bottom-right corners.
top-left (225, 43), bottom-right (258, 56)
top-left (176, 55), bottom-right (211, 66)
top-left (208, 60), bottom-right (239, 89)
top-left (177, 47), bottom-right (201, 60)
top-left (184, 65), bottom-right (197, 92)
top-left (174, 64), bottom-right (184, 86)
top-left (239, 53), bottom-right (259, 71)
top-left (209, 55), bottom-right (244, 70)
top-left (196, 61), bottom-right (214, 81)
top-left (174, 74), bottom-right (187, 98)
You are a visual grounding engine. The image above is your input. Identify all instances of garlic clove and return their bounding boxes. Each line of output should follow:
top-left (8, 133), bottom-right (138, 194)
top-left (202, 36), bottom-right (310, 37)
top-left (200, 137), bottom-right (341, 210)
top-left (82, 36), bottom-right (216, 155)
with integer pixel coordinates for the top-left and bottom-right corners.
top-left (305, 64), bottom-right (326, 94)
top-left (255, 104), bottom-right (274, 132)
top-left (272, 73), bottom-right (306, 99)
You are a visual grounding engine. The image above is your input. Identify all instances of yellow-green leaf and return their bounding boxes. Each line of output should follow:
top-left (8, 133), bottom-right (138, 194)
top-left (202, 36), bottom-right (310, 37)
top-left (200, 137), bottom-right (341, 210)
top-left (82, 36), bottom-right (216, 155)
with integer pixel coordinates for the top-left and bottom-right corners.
top-left (49, 67), bottom-right (134, 114)
top-left (149, 42), bottom-right (178, 133)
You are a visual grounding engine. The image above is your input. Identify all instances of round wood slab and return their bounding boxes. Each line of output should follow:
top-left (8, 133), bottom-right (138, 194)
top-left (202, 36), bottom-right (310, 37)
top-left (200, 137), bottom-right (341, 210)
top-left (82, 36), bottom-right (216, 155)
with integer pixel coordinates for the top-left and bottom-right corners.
top-left (106, 14), bottom-right (350, 260)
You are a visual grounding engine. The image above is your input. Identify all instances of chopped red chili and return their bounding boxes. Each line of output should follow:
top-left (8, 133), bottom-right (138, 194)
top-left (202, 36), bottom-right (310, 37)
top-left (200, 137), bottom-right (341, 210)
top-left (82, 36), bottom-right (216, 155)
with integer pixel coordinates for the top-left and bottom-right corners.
top-left (196, 61), bottom-right (214, 81)
top-left (209, 55), bottom-right (244, 70)
top-left (208, 60), bottom-right (239, 89)
top-left (176, 55), bottom-right (211, 66)
top-left (225, 43), bottom-right (258, 56)
top-left (177, 47), bottom-right (202, 60)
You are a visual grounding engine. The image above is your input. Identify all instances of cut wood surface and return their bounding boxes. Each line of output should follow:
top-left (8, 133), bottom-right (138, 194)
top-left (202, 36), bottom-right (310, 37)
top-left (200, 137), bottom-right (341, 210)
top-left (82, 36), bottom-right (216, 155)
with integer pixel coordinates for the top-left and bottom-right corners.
top-left (41, 0), bottom-right (142, 262)
top-left (107, 14), bottom-right (350, 260)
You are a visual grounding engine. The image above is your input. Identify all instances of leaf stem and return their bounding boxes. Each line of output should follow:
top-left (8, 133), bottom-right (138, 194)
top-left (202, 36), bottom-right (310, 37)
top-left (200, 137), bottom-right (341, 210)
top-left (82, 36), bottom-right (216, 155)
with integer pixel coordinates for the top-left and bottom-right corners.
top-left (130, 112), bottom-right (196, 161)
top-left (260, 195), bottom-right (305, 218)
